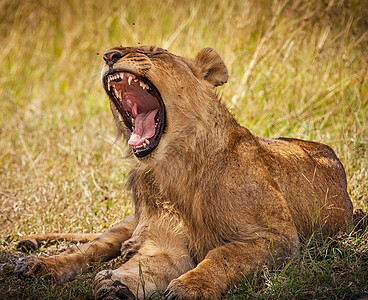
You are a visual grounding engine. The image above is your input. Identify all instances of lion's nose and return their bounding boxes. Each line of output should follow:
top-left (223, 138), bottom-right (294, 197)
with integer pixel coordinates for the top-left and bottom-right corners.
top-left (103, 51), bottom-right (123, 65)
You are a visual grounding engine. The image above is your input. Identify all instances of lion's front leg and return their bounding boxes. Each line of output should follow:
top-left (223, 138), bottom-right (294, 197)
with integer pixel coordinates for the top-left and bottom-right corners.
top-left (165, 235), bottom-right (299, 300)
top-left (16, 214), bottom-right (136, 283)
top-left (94, 238), bottom-right (193, 299)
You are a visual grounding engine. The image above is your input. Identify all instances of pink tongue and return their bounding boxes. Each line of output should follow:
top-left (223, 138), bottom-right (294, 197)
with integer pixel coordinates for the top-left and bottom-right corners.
top-left (128, 109), bottom-right (159, 146)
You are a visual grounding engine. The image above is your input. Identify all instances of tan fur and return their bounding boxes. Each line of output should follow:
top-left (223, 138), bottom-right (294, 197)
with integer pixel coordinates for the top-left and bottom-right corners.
top-left (16, 46), bottom-right (353, 299)
top-left (17, 233), bottom-right (100, 251)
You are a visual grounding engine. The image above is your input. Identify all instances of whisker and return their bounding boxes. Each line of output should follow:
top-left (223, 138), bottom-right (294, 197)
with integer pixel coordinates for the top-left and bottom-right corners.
top-left (87, 76), bottom-right (102, 88)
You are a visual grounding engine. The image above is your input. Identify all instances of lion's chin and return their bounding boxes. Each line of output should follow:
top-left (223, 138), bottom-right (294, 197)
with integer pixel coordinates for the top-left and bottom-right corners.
top-left (103, 71), bottom-right (166, 157)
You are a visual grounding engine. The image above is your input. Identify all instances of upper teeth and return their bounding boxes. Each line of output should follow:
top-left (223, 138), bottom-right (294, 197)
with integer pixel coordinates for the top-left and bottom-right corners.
top-left (107, 73), bottom-right (123, 82)
top-left (106, 72), bottom-right (150, 91)
top-left (139, 81), bottom-right (149, 89)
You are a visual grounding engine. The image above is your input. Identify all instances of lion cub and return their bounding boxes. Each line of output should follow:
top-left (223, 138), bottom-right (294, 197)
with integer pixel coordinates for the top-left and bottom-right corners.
top-left (17, 46), bottom-right (353, 299)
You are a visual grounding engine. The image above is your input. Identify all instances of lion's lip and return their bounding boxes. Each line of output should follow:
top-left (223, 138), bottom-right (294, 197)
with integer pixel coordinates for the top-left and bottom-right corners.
top-left (104, 71), bottom-right (165, 157)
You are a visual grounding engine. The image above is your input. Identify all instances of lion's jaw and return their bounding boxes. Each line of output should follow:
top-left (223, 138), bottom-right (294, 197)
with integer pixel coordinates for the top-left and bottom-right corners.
top-left (101, 50), bottom-right (166, 158)
top-left (101, 46), bottom-right (230, 160)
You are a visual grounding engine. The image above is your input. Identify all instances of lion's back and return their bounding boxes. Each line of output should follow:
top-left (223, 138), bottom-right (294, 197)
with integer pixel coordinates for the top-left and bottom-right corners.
top-left (259, 137), bottom-right (353, 238)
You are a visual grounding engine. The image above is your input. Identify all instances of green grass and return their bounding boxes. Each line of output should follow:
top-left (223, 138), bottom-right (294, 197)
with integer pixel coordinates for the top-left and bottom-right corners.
top-left (0, 0), bottom-right (367, 299)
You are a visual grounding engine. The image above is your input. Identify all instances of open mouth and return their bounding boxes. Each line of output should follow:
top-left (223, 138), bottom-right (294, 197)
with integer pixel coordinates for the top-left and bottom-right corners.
top-left (103, 71), bottom-right (165, 157)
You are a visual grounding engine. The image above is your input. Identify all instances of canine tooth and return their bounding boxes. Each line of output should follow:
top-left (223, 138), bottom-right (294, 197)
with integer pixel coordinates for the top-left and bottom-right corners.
top-left (128, 76), bottom-right (132, 85)
top-left (132, 118), bottom-right (135, 125)
top-left (145, 139), bottom-right (150, 144)
top-left (114, 89), bottom-right (119, 98)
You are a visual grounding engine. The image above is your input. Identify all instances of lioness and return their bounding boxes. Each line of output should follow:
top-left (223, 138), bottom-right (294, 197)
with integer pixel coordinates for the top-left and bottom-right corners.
top-left (16, 46), bottom-right (353, 299)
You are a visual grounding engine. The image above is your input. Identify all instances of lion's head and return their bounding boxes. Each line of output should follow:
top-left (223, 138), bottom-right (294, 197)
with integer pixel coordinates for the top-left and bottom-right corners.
top-left (101, 46), bottom-right (229, 159)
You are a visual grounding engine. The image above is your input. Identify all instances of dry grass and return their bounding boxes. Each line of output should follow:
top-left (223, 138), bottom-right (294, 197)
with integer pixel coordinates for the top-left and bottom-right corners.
top-left (0, 0), bottom-right (367, 299)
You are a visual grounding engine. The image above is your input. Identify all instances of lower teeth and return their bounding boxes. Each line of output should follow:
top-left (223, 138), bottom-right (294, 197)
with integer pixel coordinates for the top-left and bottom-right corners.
top-left (133, 141), bottom-right (149, 149)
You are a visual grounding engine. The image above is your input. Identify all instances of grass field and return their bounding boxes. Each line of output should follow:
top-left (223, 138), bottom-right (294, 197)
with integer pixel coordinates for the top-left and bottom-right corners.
top-left (0, 0), bottom-right (367, 299)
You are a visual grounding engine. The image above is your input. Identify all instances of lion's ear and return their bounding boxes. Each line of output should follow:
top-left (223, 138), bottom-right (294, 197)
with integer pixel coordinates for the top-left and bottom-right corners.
top-left (194, 48), bottom-right (229, 87)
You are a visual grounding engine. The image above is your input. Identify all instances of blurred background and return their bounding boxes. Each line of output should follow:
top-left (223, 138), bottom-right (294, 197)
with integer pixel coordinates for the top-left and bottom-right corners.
top-left (0, 0), bottom-right (367, 298)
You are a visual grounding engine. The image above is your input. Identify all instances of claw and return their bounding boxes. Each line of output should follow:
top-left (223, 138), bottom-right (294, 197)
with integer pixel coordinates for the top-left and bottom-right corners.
top-left (114, 280), bottom-right (135, 299)
top-left (164, 289), bottom-right (179, 300)
top-left (95, 286), bottom-right (113, 299)
top-left (94, 271), bottom-right (135, 300)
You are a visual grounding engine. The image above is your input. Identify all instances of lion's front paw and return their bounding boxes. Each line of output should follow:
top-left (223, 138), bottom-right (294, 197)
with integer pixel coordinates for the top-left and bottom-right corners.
top-left (94, 270), bottom-right (135, 300)
top-left (165, 276), bottom-right (217, 300)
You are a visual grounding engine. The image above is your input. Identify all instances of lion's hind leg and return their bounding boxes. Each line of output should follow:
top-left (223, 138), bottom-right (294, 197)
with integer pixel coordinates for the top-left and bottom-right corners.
top-left (17, 233), bottom-right (100, 252)
top-left (16, 214), bottom-right (136, 284)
